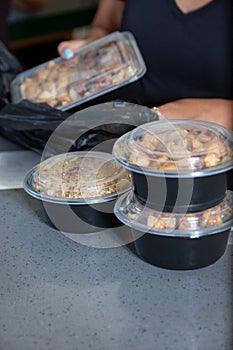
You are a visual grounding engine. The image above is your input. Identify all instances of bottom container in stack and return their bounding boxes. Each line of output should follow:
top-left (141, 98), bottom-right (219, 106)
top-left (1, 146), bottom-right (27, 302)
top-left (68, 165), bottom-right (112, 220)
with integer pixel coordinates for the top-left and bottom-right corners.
top-left (114, 190), bottom-right (233, 270)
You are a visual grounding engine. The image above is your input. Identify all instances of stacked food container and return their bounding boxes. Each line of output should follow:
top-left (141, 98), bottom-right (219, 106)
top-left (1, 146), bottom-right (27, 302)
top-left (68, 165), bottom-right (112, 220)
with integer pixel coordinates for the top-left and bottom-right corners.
top-left (113, 119), bottom-right (233, 270)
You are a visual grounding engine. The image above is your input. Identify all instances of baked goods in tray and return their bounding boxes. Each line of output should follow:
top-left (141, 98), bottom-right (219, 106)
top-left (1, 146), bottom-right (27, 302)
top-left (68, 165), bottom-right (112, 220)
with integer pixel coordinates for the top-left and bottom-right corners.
top-left (11, 32), bottom-right (146, 110)
top-left (20, 61), bottom-right (74, 108)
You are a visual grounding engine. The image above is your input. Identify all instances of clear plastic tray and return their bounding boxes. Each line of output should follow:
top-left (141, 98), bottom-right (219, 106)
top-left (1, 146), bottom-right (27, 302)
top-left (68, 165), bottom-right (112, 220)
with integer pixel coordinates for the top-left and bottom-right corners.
top-left (114, 190), bottom-right (233, 238)
top-left (24, 151), bottom-right (132, 204)
top-left (10, 31), bottom-right (146, 111)
top-left (112, 119), bottom-right (233, 177)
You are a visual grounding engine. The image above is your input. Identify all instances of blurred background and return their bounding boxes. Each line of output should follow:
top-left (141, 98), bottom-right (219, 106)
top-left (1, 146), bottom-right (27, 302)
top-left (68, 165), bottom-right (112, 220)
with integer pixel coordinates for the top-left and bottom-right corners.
top-left (3, 0), bottom-right (98, 69)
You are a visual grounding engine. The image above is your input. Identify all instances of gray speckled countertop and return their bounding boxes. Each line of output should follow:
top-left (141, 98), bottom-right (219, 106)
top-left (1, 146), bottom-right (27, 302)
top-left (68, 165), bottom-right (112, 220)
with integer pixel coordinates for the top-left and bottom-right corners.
top-left (0, 138), bottom-right (233, 350)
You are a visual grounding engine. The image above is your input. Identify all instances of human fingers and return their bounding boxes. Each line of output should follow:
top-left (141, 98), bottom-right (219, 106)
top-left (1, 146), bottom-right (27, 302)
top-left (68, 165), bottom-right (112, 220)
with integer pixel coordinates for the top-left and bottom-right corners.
top-left (57, 40), bottom-right (88, 59)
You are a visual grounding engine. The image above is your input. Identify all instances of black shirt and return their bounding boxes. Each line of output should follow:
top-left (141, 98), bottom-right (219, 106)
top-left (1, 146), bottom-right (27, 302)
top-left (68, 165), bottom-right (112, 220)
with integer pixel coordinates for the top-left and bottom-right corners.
top-left (120, 0), bottom-right (233, 107)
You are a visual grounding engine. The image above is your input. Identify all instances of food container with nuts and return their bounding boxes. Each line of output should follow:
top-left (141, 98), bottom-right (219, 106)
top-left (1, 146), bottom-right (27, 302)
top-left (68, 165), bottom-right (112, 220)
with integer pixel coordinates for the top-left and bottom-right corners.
top-left (23, 151), bottom-right (132, 233)
top-left (10, 31), bottom-right (146, 112)
top-left (114, 190), bottom-right (233, 270)
top-left (112, 119), bottom-right (233, 212)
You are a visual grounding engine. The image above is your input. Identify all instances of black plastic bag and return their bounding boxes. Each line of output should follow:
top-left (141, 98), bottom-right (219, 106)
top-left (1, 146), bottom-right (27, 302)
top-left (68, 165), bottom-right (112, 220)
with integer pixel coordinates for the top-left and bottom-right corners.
top-left (0, 100), bottom-right (71, 130)
top-left (0, 41), bottom-right (23, 101)
top-left (0, 100), bottom-right (72, 153)
top-left (0, 99), bottom-right (159, 155)
top-left (40, 101), bottom-right (159, 158)
top-left (0, 43), bottom-right (75, 153)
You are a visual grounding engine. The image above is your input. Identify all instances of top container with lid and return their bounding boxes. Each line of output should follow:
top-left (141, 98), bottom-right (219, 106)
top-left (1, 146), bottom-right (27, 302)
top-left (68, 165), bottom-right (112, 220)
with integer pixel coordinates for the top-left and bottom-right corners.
top-left (113, 119), bottom-right (233, 212)
top-left (10, 31), bottom-right (146, 111)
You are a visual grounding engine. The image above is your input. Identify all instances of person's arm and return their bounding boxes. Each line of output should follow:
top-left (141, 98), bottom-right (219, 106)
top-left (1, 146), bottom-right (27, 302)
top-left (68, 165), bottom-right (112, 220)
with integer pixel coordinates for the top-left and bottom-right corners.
top-left (58, 0), bottom-right (125, 58)
top-left (154, 98), bottom-right (233, 130)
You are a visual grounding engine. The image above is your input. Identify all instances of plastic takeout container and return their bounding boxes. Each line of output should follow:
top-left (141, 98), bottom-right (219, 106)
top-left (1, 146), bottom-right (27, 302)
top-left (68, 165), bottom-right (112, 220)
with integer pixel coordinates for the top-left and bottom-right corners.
top-left (10, 31), bottom-right (146, 111)
top-left (23, 151), bottom-right (132, 233)
top-left (113, 119), bottom-right (233, 212)
top-left (114, 190), bottom-right (233, 270)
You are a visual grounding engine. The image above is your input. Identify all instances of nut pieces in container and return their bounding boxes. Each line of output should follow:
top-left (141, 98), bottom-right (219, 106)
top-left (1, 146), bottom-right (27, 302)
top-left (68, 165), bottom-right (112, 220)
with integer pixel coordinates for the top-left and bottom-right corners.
top-left (113, 119), bottom-right (233, 212)
top-left (114, 190), bottom-right (233, 270)
top-left (23, 151), bottom-right (132, 233)
top-left (11, 31), bottom-right (146, 111)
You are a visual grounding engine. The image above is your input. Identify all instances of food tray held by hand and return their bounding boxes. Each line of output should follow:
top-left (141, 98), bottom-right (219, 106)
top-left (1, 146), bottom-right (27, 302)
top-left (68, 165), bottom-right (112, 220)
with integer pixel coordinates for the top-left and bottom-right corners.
top-left (10, 31), bottom-right (146, 111)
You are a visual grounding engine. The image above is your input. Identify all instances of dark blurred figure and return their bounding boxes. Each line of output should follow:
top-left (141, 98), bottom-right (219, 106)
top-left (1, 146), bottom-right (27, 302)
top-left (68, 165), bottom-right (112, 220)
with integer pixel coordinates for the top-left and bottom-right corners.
top-left (1, 1), bottom-right (47, 45)
top-left (0, 0), bottom-right (11, 45)
top-left (12, 0), bottom-right (46, 11)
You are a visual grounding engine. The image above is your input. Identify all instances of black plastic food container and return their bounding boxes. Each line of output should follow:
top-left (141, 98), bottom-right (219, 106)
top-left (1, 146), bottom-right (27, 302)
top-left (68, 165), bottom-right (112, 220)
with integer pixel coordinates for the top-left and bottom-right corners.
top-left (114, 191), bottom-right (233, 270)
top-left (133, 229), bottom-right (230, 270)
top-left (24, 151), bottom-right (132, 233)
top-left (37, 195), bottom-right (123, 234)
top-left (227, 169), bottom-right (233, 190)
top-left (113, 119), bottom-right (233, 212)
top-left (132, 171), bottom-right (227, 212)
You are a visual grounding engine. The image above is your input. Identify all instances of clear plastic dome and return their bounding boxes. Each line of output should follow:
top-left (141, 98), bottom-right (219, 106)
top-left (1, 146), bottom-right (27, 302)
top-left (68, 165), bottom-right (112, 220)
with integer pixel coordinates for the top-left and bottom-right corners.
top-left (114, 190), bottom-right (233, 238)
top-left (24, 151), bottom-right (132, 204)
top-left (113, 119), bottom-right (233, 177)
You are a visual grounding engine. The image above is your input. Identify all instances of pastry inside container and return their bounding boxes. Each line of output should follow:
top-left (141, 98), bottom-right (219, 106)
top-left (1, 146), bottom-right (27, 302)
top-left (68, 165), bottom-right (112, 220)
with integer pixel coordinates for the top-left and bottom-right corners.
top-left (23, 151), bottom-right (132, 233)
top-left (113, 119), bottom-right (233, 212)
top-left (10, 31), bottom-right (146, 111)
top-left (114, 190), bottom-right (233, 270)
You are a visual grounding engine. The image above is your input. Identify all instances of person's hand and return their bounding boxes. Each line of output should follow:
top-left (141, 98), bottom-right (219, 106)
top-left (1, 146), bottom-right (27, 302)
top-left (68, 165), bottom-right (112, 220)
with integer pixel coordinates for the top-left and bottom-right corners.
top-left (153, 98), bottom-right (233, 130)
top-left (57, 31), bottom-right (106, 59)
top-left (57, 39), bottom-right (91, 59)
top-left (57, 0), bottom-right (125, 60)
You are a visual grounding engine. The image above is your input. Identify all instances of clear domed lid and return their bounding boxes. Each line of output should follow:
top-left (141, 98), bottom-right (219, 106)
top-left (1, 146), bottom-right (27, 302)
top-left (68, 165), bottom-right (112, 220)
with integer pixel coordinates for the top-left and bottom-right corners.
top-left (112, 119), bottom-right (233, 177)
top-left (24, 151), bottom-right (132, 204)
top-left (114, 190), bottom-right (233, 237)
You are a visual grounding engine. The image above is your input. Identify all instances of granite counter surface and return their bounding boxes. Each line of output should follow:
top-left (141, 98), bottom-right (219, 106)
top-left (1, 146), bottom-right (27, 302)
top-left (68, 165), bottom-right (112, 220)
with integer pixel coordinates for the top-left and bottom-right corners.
top-left (0, 187), bottom-right (232, 350)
